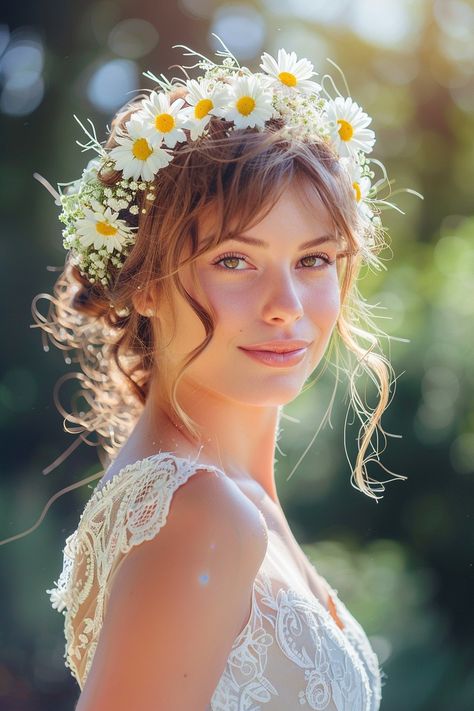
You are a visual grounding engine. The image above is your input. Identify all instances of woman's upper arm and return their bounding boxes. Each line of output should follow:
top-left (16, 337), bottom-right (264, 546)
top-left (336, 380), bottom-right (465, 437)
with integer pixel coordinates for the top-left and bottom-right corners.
top-left (75, 468), bottom-right (262, 711)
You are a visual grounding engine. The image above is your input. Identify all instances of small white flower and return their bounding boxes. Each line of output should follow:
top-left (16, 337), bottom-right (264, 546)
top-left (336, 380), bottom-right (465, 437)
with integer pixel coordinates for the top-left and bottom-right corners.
top-left (219, 74), bottom-right (275, 129)
top-left (46, 586), bottom-right (68, 613)
top-left (272, 92), bottom-right (328, 141)
top-left (80, 157), bottom-right (101, 185)
top-left (110, 117), bottom-right (174, 181)
top-left (180, 78), bottom-right (231, 140)
top-left (136, 91), bottom-right (188, 148)
top-left (325, 97), bottom-right (376, 158)
top-left (75, 200), bottom-right (135, 253)
top-left (105, 197), bottom-right (121, 211)
top-left (260, 48), bottom-right (321, 96)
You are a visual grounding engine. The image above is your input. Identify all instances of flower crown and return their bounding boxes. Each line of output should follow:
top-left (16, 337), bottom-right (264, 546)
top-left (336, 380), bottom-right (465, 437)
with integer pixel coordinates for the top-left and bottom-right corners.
top-left (35, 34), bottom-right (421, 288)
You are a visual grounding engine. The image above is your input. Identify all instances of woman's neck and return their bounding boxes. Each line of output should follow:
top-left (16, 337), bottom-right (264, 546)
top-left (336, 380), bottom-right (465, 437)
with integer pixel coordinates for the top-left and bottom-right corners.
top-left (131, 378), bottom-right (282, 505)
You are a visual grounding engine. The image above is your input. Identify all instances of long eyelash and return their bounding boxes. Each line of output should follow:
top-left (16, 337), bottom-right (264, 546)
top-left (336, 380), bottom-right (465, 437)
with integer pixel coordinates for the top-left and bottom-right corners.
top-left (211, 251), bottom-right (335, 269)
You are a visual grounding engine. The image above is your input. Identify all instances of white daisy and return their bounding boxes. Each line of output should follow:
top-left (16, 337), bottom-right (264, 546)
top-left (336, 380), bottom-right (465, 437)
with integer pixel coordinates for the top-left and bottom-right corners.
top-left (180, 78), bottom-right (231, 140)
top-left (75, 200), bottom-right (135, 253)
top-left (340, 157), bottom-right (374, 219)
top-left (220, 74), bottom-right (275, 129)
top-left (136, 91), bottom-right (188, 148)
top-left (109, 118), bottom-right (174, 181)
top-left (260, 48), bottom-right (321, 96)
top-left (325, 96), bottom-right (376, 158)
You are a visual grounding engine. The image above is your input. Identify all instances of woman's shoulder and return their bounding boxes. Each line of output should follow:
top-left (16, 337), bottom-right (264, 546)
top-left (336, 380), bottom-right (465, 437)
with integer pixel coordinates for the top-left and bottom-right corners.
top-left (86, 449), bottom-right (268, 565)
top-left (75, 463), bottom-right (265, 703)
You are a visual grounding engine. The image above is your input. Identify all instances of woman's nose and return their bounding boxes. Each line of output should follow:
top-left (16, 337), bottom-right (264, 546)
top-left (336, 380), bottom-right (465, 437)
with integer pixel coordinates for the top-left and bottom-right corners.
top-left (260, 274), bottom-right (304, 323)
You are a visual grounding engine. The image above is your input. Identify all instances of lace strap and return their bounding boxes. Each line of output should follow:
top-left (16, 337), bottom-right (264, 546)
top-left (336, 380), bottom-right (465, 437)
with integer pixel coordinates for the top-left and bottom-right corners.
top-left (46, 452), bottom-right (222, 688)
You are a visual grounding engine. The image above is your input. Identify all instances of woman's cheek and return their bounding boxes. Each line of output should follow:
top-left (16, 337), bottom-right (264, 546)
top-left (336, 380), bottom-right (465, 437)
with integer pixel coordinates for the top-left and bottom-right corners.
top-left (307, 279), bottom-right (340, 326)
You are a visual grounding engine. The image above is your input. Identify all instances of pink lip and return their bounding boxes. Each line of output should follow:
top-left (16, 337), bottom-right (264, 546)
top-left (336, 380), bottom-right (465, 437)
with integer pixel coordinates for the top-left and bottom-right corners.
top-left (240, 340), bottom-right (312, 354)
top-left (238, 346), bottom-right (309, 368)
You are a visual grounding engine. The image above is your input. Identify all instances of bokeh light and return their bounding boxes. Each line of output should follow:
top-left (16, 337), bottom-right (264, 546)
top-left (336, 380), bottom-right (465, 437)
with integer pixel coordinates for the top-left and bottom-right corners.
top-left (266, 25), bottom-right (330, 70)
top-left (85, 58), bottom-right (139, 112)
top-left (0, 27), bottom-right (44, 116)
top-left (179, 0), bottom-right (216, 19)
top-left (349, 0), bottom-right (425, 49)
top-left (210, 4), bottom-right (266, 60)
top-left (262, 0), bottom-right (348, 25)
top-left (450, 432), bottom-right (474, 475)
top-left (108, 18), bottom-right (159, 59)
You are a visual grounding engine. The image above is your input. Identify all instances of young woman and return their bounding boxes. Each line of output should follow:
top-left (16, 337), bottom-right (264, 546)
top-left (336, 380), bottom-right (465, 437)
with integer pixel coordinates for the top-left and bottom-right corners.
top-left (30, 36), bottom-right (417, 710)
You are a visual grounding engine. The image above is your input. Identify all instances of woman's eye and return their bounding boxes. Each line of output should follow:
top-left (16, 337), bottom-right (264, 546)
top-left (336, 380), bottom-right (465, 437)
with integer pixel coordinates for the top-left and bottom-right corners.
top-left (300, 253), bottom-right (333, 268)
top-left (211, 252), bottom-right (334, 271)
top-left (212, 253), bottom-right (249, 270)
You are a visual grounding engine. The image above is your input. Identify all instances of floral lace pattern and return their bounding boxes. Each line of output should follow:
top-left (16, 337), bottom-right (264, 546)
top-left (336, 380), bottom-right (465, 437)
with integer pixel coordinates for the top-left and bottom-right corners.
top-left (209, 566), bottom-right (382, 711)
top-left (46, 452), bottom-right (383, 710)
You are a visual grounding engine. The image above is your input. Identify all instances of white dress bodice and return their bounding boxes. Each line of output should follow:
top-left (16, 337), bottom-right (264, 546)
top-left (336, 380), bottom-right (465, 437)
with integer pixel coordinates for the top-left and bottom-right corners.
top-left (46, 451), bottom-right (384, 710)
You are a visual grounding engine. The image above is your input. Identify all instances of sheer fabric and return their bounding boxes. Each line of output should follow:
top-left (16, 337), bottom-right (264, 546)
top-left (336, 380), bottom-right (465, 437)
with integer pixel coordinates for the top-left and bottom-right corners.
top-left (47, 452), bottom-right (384, 710)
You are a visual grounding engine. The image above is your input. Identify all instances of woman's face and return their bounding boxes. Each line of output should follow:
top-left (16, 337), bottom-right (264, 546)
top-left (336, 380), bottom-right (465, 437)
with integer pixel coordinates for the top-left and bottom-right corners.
top-left (156, 180), bottom-right (343, 407)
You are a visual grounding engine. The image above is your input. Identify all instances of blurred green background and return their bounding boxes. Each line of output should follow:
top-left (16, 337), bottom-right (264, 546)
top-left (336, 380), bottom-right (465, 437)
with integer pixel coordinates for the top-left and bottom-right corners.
top-left (1, 1), bottom-right (473, 709)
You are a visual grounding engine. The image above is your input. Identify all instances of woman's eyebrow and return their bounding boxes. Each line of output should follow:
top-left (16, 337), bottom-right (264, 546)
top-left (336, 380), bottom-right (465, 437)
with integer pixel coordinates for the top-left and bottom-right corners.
top-left (221, 234), bottom-right (339, 250)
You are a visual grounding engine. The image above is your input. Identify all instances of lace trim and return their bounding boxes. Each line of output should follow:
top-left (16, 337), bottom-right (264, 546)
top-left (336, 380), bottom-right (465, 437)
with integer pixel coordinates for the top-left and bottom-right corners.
top-left (328, 594), bottom-right (383, 709)
top-left (210, 568), bottom-right (376, 711)
top-left (46, 450), bottom-right (222, 687)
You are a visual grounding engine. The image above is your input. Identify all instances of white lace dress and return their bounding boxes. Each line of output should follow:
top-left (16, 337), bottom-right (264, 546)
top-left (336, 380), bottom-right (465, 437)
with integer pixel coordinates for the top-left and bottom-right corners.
top-left (47, 451), bottom-right (385, 710)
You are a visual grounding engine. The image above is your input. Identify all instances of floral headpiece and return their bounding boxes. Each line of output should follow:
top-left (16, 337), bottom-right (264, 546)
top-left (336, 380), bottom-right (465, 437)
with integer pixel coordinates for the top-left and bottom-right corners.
top-left (35, 34), bottom-right (420, 287)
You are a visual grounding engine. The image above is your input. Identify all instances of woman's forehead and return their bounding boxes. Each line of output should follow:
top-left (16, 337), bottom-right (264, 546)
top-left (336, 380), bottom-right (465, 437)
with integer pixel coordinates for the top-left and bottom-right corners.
top-left (196, 187), bottom-right (345, 249)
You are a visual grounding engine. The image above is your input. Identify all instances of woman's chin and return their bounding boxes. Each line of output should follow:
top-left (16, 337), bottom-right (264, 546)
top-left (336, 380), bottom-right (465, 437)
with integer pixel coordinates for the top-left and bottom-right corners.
top-left (227, 380), bottom-right (307, 407)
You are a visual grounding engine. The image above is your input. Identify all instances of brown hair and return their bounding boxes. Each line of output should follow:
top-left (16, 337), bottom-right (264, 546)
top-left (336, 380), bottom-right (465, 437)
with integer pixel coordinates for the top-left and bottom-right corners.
top-left (0, 84), bottom-right (406, 547)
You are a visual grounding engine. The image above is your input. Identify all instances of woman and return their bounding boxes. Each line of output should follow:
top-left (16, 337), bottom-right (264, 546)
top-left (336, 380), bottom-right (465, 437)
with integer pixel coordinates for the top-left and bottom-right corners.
top-left (32, 36), bottom-right (417, 710)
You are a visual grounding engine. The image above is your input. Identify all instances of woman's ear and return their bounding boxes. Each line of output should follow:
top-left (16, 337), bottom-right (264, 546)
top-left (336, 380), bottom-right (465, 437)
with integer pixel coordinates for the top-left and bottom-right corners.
top-left (132, 287), bottom-right (159, 319)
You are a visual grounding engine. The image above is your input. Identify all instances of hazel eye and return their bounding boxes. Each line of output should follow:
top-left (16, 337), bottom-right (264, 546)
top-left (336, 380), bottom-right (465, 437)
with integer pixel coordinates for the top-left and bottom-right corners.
top-left (212, 252), bottom-right (249, 270)
top-left (300, 254), bottom-right (328, 268)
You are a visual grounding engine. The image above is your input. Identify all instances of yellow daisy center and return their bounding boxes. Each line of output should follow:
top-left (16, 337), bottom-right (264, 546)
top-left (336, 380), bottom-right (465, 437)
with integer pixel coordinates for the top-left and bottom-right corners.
top-left (278, 71), bottom-right (297, 87)
top-left (195, 98), bottom-right (213, 119)
top-left (96, 220), bottom-right (118, 237)
top-left (337, 119), bottom-right (354, 142)
top-left (352, 181), bottom-right (362, 202)
top-left (236, 96), bottom-right (256, 116)
top-left (155, 112), bottom-right (175, 133)
top-left (132, 138), bottom-right (153, 161)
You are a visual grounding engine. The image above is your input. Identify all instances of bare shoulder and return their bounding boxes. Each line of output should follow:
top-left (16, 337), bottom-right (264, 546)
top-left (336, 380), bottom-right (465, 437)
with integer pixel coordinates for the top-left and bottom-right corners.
top-left (76, 466), bottom-right (266, 711)
top-left (172, 466), bottom-right (269, 564)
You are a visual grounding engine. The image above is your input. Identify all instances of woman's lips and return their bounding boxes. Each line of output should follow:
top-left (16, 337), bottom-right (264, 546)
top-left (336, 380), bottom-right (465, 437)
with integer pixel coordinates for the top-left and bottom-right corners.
top-left (238, 347), bottom-right (308, 368)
